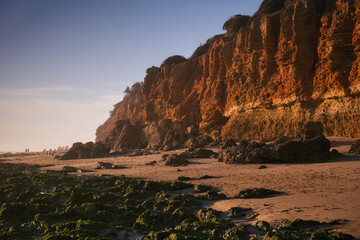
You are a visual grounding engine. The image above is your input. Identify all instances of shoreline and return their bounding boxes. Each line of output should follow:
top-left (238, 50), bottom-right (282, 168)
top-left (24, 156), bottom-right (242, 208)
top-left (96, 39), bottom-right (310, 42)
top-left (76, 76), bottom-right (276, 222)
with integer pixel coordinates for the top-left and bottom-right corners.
top-left (2, 136), bottom-right (360, 238)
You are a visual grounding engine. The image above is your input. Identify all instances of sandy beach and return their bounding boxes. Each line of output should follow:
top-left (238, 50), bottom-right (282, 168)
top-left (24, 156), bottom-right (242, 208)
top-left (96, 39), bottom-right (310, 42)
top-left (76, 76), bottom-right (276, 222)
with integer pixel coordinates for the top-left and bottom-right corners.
top-left (2, 137), bottom-right (360, 238)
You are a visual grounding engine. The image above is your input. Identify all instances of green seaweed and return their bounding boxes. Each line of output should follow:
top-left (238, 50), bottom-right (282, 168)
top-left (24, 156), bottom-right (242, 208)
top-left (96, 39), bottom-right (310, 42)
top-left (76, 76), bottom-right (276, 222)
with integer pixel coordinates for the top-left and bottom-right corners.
top-left (0, 162), bottom-right (355, 240)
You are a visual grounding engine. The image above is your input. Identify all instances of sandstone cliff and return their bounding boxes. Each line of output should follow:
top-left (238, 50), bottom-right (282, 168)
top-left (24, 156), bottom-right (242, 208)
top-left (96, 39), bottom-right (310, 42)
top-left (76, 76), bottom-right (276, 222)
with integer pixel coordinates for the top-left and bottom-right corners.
top-left (96, 0), bottom-right (360, 150)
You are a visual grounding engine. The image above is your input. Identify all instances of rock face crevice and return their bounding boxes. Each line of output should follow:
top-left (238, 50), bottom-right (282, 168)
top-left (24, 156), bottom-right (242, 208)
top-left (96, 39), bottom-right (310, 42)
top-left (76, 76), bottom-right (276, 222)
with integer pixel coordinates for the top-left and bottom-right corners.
top-left (96, 0), bottom-right (360, 151)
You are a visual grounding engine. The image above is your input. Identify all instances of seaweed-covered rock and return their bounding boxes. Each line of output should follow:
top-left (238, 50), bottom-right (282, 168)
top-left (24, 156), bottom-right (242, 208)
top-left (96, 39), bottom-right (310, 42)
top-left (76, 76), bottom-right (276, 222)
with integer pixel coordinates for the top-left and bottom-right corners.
top-left (194, 185), bottom-right (213, 193)
top-left (164, 154), bottom-right (188, 167)
top-left (199, 175), bottom-right (216, 179)
top-left (349, 139), bottom-right (360, 154)
top-left (277, 219), bottom-right (321, 230)
top-left (181, 148), bottom-right (218, 158)
top-left (309, 230), bottom-right (355, 240)
top-left (95, 161), bottom-right (127, 169)
top-left (255, 220), bottom-right (271, 231)
top-left (223, 225), bottom-right (249, 240)
top-left (198, 190), bottom-right (227, 200)
top-left (235, 188), bottom-right (282, 199)
top-left (177, 176), bottom-right (191, 181)
top-left (62, 166), bottom-right (78, 172)
top-left (228, 207), bottom-right (251, 218)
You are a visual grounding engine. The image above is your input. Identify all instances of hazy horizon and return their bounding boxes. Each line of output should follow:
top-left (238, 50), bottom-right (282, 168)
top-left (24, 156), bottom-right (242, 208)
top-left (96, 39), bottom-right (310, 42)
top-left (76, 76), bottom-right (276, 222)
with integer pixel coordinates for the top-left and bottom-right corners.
top-left (0, 0), bottom-right (263, 152)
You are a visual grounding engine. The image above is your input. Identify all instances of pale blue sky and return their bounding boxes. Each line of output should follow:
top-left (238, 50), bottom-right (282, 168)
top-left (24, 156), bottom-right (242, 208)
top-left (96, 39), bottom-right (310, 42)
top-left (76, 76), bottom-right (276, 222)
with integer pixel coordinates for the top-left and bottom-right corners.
top-left (0, 0), bottom-right (262, 152)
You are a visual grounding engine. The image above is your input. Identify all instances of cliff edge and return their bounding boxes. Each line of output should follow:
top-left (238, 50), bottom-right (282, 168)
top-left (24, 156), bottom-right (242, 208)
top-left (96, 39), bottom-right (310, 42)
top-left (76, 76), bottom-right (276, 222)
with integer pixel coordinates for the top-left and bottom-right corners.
top-left (96, 0), bottom-right (360, 151)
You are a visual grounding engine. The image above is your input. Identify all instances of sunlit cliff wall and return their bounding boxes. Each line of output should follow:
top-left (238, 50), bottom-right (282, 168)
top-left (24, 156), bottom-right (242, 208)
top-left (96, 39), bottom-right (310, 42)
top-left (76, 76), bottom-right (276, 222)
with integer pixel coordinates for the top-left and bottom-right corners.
top-left (96, 0), bottom-right (360, 144)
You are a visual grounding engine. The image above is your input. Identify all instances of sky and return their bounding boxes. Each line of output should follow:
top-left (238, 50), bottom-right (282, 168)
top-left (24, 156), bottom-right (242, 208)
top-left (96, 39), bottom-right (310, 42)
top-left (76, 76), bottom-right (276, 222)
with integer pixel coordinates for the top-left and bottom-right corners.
top-left (0, 0), bottom-right (263, 152)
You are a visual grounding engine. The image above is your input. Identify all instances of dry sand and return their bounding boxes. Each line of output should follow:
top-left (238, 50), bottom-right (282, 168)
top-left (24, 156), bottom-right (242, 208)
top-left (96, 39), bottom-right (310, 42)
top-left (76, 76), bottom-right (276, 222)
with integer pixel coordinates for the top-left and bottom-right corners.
top-left (2, 137), bottom-right (360, 238)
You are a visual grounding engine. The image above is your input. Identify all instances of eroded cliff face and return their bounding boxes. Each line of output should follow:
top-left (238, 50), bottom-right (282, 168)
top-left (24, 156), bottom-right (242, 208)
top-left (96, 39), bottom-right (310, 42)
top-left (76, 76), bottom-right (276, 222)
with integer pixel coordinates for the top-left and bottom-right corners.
top-left (96, 0), bottom-right (360, 149)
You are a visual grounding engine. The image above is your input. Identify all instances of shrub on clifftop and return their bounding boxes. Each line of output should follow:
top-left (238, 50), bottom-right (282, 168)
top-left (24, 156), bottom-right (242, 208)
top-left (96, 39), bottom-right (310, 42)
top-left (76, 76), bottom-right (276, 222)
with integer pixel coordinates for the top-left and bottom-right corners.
top-left (222, 14), bottom-right (250, 34)
top-left (162, 55), bottom-right (187, 66)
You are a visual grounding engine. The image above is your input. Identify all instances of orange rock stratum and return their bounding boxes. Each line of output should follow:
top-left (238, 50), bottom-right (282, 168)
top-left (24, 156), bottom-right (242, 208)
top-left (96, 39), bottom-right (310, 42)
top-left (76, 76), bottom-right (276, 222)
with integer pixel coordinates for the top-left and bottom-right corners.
top-left (96, 0), bottom-right (360, 146)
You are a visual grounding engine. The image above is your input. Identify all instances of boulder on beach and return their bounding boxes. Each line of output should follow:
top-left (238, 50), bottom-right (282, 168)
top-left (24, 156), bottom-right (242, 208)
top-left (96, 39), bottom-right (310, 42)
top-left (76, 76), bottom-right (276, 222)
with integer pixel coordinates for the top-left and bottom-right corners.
top-left (219, 121), bottom-right (332, 164)
top-left (181, 148), bottom-right (218, 158)
top-left (163, 154), bottom-right (189, 167)
top-left (349, 139), bottom-right (360, 154)
top-left (95, 161), bottom-right (127, 169)
top-left (219, 136), bottom-right (331, 164)
top-left (59, 141), bottom-right (110, 160)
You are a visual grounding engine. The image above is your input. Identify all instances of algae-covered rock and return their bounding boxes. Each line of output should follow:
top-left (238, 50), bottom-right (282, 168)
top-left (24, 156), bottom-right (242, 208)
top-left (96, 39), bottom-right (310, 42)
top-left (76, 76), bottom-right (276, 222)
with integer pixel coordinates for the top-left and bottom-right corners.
top-left (194, 184), bottom-right (213, 193)
top-left (177, 176), bottom-right (191, 181)
top-left (223, 225), bottom-right (249, 240)
top-left (309, 230), bottom-right (355, 240)
top-left (228, 207), bottom-right (251, 218)
top-left (95, 161), bottom-right (128, 169)
top-left (255, 220), bottom-right (271, 231)
top-left (277, 219), bottom-right (321, 230)
top-left (0, 162), bottom-right (356, 240)
top-left (198, 190), bottom-right (227, 200)
top-left (235, 188), bottom-right (282, 199)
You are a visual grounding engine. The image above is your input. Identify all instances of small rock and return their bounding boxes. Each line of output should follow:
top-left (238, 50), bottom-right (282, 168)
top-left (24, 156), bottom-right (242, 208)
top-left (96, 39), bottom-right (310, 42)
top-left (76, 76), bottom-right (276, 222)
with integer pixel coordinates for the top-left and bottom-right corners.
top-left (228, 207), bottom-right (251, 218)
top-left (255, 220), bottom-right (271, 231)
top-left (194, 184), bottom-right (213, 192)
top-left (199, 190), bottom-right (227, 200)
top-left (177, 176), bottom-right (191, 181)
top-left (235, 188), bottom-right (282, 199)
top-left (330, 149), bottom-right (342, 159)
top-left (164, 154), bottom-right (189, 167)
top-left (62, 166), bottom-right (78, 172)
top-left (145, 160), bottom-right (156, 166)
top-left (199, 175), bottom-right (216, 179)
top-left (258, 165), bottom-right (268, 169)
top-left (96, 161), bottom-right (127, 169)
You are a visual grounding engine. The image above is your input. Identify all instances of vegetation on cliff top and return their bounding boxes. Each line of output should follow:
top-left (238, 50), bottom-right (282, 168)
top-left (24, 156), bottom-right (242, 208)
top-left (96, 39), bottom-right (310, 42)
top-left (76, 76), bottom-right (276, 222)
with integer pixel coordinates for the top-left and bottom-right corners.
top-left (161, 55), bottom-right (187, 66)
top-left (222, 14), bottom-right (250, 34)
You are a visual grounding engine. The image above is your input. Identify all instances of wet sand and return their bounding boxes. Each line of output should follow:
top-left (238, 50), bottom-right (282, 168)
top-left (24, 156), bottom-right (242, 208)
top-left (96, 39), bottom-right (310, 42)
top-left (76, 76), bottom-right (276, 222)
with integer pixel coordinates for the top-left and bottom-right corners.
top-left (2, 137), bottom-right (360, 238)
